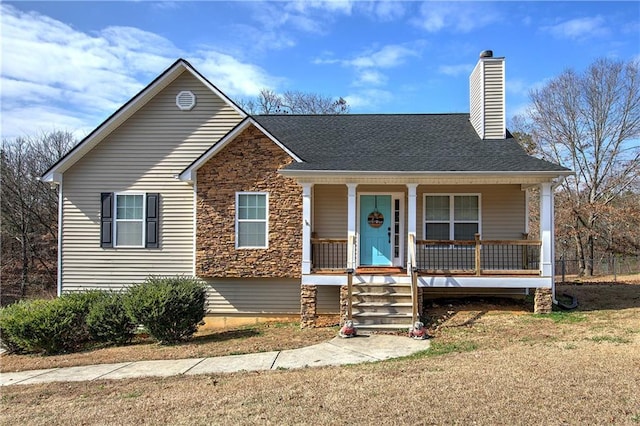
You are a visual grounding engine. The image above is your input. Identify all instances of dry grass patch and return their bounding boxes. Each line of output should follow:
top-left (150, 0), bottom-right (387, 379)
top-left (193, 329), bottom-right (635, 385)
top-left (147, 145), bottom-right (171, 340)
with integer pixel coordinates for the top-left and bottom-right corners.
top-left (1, 321), bottom-right (337, 373)
top-left (2, 279), bottom-right (639, 424)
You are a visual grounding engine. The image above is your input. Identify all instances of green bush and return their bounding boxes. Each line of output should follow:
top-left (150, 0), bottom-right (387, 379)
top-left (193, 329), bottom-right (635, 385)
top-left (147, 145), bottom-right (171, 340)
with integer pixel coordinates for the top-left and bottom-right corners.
top-left (0, 300), bottom-right (31, 354)
top-left (0, 293), bottom-right (97, 355)
top-left (124, 276), bottom-right (206, 344)
top-left (87, 292), bottom-right (137, 345)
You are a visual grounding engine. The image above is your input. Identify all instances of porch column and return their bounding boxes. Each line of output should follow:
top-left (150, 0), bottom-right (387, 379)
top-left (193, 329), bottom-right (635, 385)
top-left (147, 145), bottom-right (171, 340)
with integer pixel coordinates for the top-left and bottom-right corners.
top-left (301, 183), bottom-right (313, 275)
top-left (539, 182), bottom-right (554, 277)
top-left (346, 183), bottom-right (358, 270)
top-left (406, 184), bottom-right (418, 273)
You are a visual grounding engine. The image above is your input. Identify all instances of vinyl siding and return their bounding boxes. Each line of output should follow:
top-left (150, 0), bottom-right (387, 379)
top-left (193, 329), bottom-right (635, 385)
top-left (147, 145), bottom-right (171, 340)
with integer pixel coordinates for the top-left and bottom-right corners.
top-left (469, 58), bottom-right (505, 140)
top-left (417, 185), bottom-right (525, 240)
top-left (483, 60), bottom-right (505, 139)
top-left (61, 71), bottom-right (243, 292)
top-left (204, 278), bottom-right (339, 314)
top-left (313, 185), bottom-right (347, 238)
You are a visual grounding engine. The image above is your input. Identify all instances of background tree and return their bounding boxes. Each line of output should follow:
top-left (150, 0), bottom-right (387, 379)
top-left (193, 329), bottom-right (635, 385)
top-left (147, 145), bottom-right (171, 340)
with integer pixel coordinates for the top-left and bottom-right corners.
top-left (1, 131), bottom-right (76, 303)
top-left (239, 89), bottom-right (349, 114)
top-left (516, 58), bottom-right (640, 275)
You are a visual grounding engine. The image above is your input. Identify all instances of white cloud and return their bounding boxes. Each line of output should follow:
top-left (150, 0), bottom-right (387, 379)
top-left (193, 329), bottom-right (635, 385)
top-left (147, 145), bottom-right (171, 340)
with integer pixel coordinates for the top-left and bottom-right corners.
top-left (191, 50), bottom-right (280, 98)
top-left (438, 63), bottom-right (473, 77)
top-left (344, 89), bottom-right (393, 110)
top-left (355, 70), bottom-right (388, 86)
top-left (357, 0), bottom-right (405, 22)
top-left (350, 44), bottom-right (420, 69)
top-left (0, 4), bottom-right (276, 140)
top-left (412, 2), bottom-right (501, 33)
top-left (542, 16), bottom-right (609, 40)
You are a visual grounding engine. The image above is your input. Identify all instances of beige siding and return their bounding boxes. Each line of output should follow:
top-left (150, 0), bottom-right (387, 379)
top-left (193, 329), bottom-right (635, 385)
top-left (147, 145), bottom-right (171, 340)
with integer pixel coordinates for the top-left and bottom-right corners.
top-left (469, 58), bottom-right (505, 140)
top-left (204, 279), bottom-right (300, 314)
top-left (417, 185), bottom-right (525, 240)
top-left (483, 60), bottom-right (505, 139)
top-left (61, 71), bottom-right (243, 292)
top-left (469, 61), bottom-right (484, 138)
top-left (313, 185), bottom-right (347, 238)
top-left (317, 285), bottom-right (340, 314)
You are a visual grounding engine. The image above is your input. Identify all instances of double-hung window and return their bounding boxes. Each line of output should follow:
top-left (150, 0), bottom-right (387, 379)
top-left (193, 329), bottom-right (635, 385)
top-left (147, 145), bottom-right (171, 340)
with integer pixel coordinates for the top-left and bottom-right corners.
top-left (100, 192), bottom-right (159, 248)
top-left (236, 192), bottom-right (268, 248)
top-left (115, 194), bottom-right (144, 247)
top-left (424, 194), bottom-right (480, 241)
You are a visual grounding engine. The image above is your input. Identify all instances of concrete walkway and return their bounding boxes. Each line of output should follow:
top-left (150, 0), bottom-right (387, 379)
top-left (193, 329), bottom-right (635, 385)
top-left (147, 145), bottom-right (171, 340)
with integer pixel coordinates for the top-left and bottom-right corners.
top-left (0, 335), bottom-right (429, 386)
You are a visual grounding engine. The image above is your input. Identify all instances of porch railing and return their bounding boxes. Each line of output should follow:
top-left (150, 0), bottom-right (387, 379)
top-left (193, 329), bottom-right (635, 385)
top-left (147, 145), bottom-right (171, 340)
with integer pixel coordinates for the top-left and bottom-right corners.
top-left (416, 234), bottom-right (541, 275)
top-left (311, 238), bottom-right (347, 271)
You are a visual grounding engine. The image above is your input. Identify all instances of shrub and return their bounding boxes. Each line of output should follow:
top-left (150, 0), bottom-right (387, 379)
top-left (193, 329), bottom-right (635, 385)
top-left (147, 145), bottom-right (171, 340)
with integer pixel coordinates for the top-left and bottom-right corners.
top-left (124, 276), bottom-right (206, 344)
top-left (0, 300), bottom-right (31, 354)
top-left (87, 292), bottom-right (137, 345)
top-left (0, 294), bottom-right (96, 355)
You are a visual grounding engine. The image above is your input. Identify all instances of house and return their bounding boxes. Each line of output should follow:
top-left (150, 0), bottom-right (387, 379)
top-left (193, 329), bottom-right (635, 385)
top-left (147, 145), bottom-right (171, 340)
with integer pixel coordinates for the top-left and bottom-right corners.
top-left (42, 50), bottom-right (571, 330)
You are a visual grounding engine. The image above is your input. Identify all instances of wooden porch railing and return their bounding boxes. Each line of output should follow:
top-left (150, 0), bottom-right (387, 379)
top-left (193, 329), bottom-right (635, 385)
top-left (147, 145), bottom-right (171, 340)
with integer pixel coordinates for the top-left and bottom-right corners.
top-left (415, 234), bottom-right (541, 275)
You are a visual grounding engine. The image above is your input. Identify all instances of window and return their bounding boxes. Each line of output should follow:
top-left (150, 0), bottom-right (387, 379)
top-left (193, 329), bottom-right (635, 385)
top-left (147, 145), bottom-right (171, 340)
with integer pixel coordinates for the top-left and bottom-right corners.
top-left (236, 192), bottom-right (268, 248)
top-left (100, 193), bottom-right (159, 248)
top-left (424, 194), bottom-right (480, 240)
top-left (115, 194), bottom-right (144, 246)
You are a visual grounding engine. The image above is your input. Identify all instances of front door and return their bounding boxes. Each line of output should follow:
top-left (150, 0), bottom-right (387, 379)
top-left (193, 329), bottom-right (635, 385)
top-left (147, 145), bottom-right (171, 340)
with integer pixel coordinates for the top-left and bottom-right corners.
top-left (359, 195), bottom-right (392, 266)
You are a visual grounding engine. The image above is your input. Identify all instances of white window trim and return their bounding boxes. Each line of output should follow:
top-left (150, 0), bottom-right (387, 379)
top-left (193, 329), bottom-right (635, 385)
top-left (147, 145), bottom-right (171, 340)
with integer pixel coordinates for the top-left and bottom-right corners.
top-left (235, 192), bottom-right (269, 249)
top-left (423, 193), bottom-right (482, 241)
top-left (114, 192), bottom-right (146, 248)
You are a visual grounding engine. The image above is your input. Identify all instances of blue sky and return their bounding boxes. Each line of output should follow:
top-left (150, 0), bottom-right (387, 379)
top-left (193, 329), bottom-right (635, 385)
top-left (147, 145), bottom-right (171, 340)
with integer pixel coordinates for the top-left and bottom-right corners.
top-left (1, 1), bottom-right (639, 140)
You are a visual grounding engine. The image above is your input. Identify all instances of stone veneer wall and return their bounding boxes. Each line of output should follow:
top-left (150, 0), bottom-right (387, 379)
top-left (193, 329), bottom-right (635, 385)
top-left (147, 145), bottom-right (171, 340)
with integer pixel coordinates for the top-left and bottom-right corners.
top-left (301, 285), bottom-right (318, 328)
top-left (534, 287), bottom-right (553, 314)
top-left (196, 125), bottom-right (302, 278)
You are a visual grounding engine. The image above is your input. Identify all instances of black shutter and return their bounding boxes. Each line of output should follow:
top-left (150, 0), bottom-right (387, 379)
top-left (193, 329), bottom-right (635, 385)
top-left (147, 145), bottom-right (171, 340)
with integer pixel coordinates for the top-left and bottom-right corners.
top-left (146, 193), bottom-right (159, 248)
top-left (100, 193), bottom-right (113, 248)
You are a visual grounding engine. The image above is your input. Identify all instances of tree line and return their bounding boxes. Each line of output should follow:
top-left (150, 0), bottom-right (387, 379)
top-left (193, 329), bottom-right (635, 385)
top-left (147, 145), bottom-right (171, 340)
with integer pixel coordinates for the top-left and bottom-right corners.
top-left (1, 57), bottom-right (638, 303)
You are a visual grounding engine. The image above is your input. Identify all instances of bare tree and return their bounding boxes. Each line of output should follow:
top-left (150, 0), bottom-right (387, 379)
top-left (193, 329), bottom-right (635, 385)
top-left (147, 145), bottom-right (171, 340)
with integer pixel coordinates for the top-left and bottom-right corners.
top-left (239, 89), bottom-right (349, 114)
top-left (519, 58), bottom-right (640, 275)
top-left (1, 131), bottom-right (76, 303)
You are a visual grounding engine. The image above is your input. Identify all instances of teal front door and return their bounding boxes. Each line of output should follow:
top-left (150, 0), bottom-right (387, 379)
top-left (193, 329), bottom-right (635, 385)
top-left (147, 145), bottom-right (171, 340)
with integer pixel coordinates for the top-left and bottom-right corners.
top-left (359, 195), bottom-right (392, 266)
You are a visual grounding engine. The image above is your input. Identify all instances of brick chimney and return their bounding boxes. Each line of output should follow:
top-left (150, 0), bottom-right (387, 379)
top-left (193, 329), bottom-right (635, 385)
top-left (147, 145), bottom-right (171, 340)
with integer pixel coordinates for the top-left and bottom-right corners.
top-left (469, 50), bottom-right (506, 139)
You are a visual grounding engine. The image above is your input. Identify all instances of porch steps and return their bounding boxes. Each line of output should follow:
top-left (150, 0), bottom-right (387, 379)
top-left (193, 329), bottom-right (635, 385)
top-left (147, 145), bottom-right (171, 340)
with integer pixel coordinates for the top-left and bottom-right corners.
top-left (350, 282), bottom-right (414, 330)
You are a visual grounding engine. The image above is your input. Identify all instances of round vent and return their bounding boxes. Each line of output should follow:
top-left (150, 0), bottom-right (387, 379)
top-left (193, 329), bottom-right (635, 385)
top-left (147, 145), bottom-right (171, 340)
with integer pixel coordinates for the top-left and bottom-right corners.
top-left (176, 90), bottom-right (196, 111)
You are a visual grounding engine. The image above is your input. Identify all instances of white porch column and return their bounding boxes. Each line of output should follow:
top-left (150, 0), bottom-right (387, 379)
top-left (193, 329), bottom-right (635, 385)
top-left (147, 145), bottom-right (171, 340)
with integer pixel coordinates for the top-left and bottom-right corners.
top-left (539, 182), bottom-right (554, 277)
top-left (301, 183), bottom-right (313, 275)
top-left (346, 183), bottom-right (358, 270)
top-left (406, 184), bottom-right (418, 273)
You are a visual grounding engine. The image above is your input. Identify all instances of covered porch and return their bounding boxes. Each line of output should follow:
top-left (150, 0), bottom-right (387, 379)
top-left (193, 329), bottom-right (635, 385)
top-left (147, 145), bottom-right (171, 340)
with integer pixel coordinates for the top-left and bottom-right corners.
top-left (297, 178), bottom-right (559, 329)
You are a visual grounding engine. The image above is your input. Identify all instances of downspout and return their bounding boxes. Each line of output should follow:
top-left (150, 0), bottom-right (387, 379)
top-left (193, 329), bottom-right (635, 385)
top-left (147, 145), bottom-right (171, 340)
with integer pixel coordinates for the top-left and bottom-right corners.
top-left (56, 178), bottom-right (63, 297)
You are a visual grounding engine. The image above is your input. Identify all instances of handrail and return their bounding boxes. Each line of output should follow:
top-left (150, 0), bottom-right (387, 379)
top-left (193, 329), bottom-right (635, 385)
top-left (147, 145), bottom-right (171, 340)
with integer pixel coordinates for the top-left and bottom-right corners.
top-left (408, 234), bottom-right (418, 323)
top-left (346, 234), bottom-right (355, 322)
top-left (311, 238), bottom-right (348, 244)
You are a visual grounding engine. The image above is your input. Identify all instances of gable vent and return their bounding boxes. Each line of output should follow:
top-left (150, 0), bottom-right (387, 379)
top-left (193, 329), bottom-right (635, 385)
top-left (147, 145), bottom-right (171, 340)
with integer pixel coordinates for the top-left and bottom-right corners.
top-left (176, 90), bottom-right (196, 111)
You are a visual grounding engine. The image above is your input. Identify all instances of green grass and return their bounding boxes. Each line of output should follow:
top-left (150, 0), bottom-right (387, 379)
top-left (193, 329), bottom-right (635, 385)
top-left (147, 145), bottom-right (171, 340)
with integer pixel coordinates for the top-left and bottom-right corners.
top-left (535, 311), bottom-right (587, 324)
top-left (588, 335), bottom-right (631, 344)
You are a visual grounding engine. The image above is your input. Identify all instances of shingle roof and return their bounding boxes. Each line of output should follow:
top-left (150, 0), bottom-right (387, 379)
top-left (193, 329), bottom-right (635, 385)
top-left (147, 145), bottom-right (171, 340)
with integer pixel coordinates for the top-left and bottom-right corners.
top-left (252, 114), bottom-right (569, 173)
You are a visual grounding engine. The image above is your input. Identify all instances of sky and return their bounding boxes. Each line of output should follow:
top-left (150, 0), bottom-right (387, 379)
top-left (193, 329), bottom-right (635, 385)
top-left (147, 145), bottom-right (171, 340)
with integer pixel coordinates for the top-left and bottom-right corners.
top-left (1, 1), bottom-right (639, 140)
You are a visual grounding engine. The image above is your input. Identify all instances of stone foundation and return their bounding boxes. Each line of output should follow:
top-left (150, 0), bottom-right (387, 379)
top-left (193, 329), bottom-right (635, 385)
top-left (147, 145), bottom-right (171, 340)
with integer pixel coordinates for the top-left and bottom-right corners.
top-left (339, 285), bottom-right (349, 326)
top-left (301, 285), bottom-right (318, 328)
top-left (534, 287), bottom-right (553, 314)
